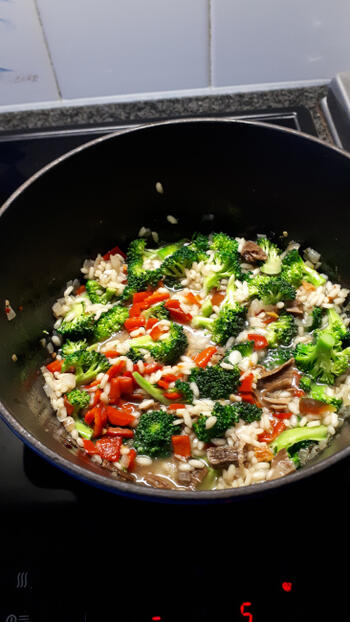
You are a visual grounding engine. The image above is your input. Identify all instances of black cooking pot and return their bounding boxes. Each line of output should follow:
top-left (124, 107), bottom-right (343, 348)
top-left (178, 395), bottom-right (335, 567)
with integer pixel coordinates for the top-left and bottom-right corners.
top-left (1, 118), bottom-right (350, 502)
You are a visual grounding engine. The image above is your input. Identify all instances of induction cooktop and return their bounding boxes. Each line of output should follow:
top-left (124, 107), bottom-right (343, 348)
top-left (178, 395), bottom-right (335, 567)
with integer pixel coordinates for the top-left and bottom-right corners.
top-left (0, 107), bottom-right (347, 622)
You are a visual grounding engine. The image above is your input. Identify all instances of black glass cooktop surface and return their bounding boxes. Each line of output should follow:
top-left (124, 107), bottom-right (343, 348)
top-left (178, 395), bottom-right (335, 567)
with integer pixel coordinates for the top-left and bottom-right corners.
top-left (0, 107), bottom-right (346, 621)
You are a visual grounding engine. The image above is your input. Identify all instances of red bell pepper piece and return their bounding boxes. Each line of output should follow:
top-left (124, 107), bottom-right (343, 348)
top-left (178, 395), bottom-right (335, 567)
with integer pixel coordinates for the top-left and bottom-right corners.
top-left (273, 412), bottom-right (293, 420)
top-left (103, 245), bottom-right (126, 260)
top-left (91, 388), bottom-right (102, 408)
top-left (146, 317), bottom-right (158, 330)
top-left (126, 448), bottom-right (137, 471)
top-left (124, 317), bottom-right (146, 332)
top-left (193, 346), bottom-right (217, 368)
top-left (185, 292), bottom-right (201, 306)
top-left (133, 291), bottom-right (151, 303)
top-left (83, 439), bottom-right (99, 454)
top-left (76, 284), bottom-right (86, 295)
top-left (63, 396), bottom-right (75, 416)
top-left (107, 360), bottom-right (126, 379)
top-left (106, 427), bottom-right (134, 438)
top-left (168, 403), bottom-right (186, 410)
top-left (150, 324), bottom-right (168, 340)
top-left (211, 291), bottom-right (225, 307)
top-left (162, 373), bottom-right (179, 382)
top-left (172, 435), bottom-right (191, 458)
top-left (109, 377), bottom-right (121, 403)
top-left (46, 359), bottom-right (63, 373)
top-left (258, 421), bottom-right (286, 443)
top-left (164, 299), bottom-right (180, 309)
top-left (95, 436), bottom-right (122, 462)
top-left (247, 333), bottom-right (269, 350)
top-left (163, 391), bottom-right (182, 400)
top-left (238, 373), bottom-right (254, 393)
top-left (129, 303), bottom-right (144, 317)
top-left (157, 379), bottom-right (170, 390)
top-left (142, 291), bottom-right (170, 309)
top-left (143, 363), bottom-right (163, 375)
top-left (102, 350), bottom-right (120, 358)
top-left (167, 308), bottom-right (192, 323)
top-left (118, 376), bottom-right (134, 395)
top-left (105, 406), bottom-right (135, 426)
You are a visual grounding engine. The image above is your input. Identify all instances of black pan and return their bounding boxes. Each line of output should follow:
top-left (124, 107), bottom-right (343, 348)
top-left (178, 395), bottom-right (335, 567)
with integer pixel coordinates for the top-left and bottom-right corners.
top-left (1, 118), bottom-right (350, 502)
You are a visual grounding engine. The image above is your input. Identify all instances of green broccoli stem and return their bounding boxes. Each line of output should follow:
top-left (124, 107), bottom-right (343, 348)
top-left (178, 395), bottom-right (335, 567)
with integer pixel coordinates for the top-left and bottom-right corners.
top-left (191, 316), bottom-right (214, 331)
top-left (204, 272), bottom-right (220, 293)
top-left (200, 298), bottom-right (213, 317)
top-left (156, 241), bottom-right (185, 260)
top-left (303, 265), bottom-right (326, 287)
top-left (316, 331), bottom-right (336, 363)
top-left (128, 335), bottom-right (154, 349)
top-left (270, 425), bottom-right (328, 454)
top-left (132, 371), bottom-right (170, 406)
top-left (75, 420), bottom-right (94, 440)
top-left (197, 465), bottom-right (218, 490)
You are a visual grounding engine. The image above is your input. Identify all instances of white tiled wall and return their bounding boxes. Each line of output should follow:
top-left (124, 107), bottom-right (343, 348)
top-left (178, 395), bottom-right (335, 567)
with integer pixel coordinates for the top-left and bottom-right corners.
top-left (211, 0), bottom-right (350, 86)
top-left (35, 0), bottom-right (209, 99)
top-left (0, 0), bottom-right (59, 106)
top-left (2, 0), bottom-right (350, 110)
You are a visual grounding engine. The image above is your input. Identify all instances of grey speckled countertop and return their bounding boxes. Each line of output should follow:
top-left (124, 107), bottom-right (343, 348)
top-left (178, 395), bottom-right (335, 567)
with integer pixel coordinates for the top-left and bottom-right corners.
top-left (0, 84), bottom-right (333, 145)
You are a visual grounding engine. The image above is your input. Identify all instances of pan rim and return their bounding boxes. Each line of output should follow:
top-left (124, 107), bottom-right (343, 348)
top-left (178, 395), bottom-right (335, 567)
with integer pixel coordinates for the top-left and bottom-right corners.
top-left (1, 116), bottom-right (350, 501)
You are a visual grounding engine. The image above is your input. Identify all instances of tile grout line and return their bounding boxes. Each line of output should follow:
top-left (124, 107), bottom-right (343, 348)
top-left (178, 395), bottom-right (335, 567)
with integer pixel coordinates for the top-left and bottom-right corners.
top-left (33, 0), bottom-right (63, 99)
top-left (208, 0), bottom-right (213, 87)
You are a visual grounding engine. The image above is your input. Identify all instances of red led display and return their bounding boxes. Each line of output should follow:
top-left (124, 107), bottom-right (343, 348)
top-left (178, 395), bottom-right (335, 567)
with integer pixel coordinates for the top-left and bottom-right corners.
top-left (282, 582), bottom-right (293, 592)
top-left (152, 617), bottom-right (161, 621)
top-left (240, 602), bottom-right (253, 622)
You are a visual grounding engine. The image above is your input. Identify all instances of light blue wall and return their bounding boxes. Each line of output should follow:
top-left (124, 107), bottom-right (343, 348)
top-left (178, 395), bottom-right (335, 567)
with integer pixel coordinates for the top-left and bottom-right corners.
top-left (1, 0), bottom-right (349, 109)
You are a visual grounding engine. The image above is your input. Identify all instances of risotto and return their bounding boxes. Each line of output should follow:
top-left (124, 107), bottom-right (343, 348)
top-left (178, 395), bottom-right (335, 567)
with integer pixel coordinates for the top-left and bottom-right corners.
top-left (41, 232), bottom-right (350, 491)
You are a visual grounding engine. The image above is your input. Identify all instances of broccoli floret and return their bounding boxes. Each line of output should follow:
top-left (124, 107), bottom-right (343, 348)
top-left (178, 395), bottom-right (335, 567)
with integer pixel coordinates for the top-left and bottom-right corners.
top-left (133, 410), bottom-right (181, 457)
top-left (262, 346), bottom-right (295, 369)
top-left (173, 380), bottom-right (193, 404)
top-left (189, 364), bottom-right (240, 400)
top-left (232, 401), bottom-right (263, 423)
top-left (304, 382), bottom-right (343, 411)
top-left (57, 302), bottom-right (95, 340)
top-left (326, 308), bottom-right (348, 342)
top-left (127, 322), bottom-right (188, 365)
top-left (225, 341), bottom-right (255, 361)
top-left (142, 302), bottom-right (170, 321)
top-left (265, 314), bottom-right (297, 347)
top-left (192, 307), bottom-right (246, 346)
top-left (61, 338), bottom-right (88, 357)
top-left (161, 246), bottom-right (200, 281)
top-left (190, 232), bottom-right (209, 254)
top-left (298, 374), bottom-right (313, 393)
top-left (270, 425), bottom-right (328, 454)
top-left (251, 275), bottom-right (296, 305)
top-left (306, 306), bottom-right (323, 332)
top-left (295, 330), bottom-right (350, 384)
top-left (121, 238), bottom-right (163, 301)
top-left (193, 400), bottom-right (263, 442)
top-left (65, 388), bottom-right (90, 415)
top-left (192, 275), bottom-right (246, 345)
top-left (193, 403), bottom-right (239, 442)
top-left (132, 371), bottom-right (170, 405)
top-left (94, 305), bottom-right (129, 341)
top-left (281, 248), bottom-right (326, 287)
top-left (257, 237), bottom-right (282, 275)
top-left (85, 280), bottom-right (116, 305)
top-left (203, 233), bottom-right (243, 292)
top-left (62, 349), bottom-right (110, 385)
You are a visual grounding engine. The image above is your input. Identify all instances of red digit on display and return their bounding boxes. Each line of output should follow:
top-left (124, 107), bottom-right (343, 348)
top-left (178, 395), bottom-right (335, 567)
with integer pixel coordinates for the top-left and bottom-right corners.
top-left (240, 602), bottom-right (253, 622)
